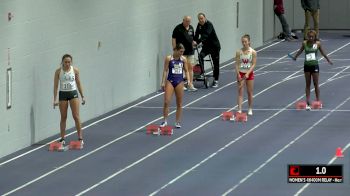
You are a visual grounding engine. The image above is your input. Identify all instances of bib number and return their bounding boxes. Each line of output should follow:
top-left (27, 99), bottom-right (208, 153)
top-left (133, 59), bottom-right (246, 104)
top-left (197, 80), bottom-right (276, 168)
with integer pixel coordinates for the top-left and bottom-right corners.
top-left (172, 63), bottom-right (183, 74)
top-left (306, 53), bottom-right (316, 61)
top-left (241, 64), bottom-right (250, 69)
top-left (63, 83), bottom-right (73, 90)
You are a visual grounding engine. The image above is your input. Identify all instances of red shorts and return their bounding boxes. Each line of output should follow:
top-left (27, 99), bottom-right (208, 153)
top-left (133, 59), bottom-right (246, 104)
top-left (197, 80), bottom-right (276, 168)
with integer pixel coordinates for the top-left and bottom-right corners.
top-left (239, 71), bottom-right (254, 80)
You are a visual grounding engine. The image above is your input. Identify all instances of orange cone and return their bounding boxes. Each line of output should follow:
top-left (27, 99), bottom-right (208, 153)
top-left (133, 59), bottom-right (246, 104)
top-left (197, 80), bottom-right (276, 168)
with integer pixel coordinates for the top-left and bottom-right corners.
top-left (336, 147), bottom-right (344, 158)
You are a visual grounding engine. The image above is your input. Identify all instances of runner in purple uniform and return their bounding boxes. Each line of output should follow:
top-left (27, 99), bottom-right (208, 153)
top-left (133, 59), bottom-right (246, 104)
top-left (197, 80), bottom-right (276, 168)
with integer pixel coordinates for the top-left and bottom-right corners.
top-left (160, 43), bottom-right (190, 128)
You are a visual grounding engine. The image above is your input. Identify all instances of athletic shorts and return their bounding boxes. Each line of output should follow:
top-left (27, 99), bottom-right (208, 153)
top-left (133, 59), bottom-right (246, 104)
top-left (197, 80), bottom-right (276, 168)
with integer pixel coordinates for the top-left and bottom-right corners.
top-left (304, 65), bottom-right (319, 73)
top-left (239, 71), bottom-right (254, 80)
top-left (59, 90), bottom-right (78, 101)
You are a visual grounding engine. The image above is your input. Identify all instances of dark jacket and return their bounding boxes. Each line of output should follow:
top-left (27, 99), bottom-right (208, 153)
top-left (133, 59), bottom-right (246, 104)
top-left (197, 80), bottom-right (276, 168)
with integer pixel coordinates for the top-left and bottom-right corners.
top-left (274, 0), bottom-right (284, 15)
top-left (301, 0), bottom-right (320, 12)
top-left (194, 20), bottom-right (221, 51)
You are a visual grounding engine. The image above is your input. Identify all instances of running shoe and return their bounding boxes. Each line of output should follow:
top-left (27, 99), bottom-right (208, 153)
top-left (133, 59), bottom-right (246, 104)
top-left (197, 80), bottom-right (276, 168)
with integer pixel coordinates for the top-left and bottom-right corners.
top-left (188, 85), bottom-right (198, 92)
top-left (212, 80), bottom-right (219, 88)
top-left (78, 138), bottom-right (84, 146)
top-left (59, 138), bottom-right (65, 145)
top-left (160, 121), bottom-right (167, 127)
top-left (248, 108), bottom-right (253, 116)
top-left (305, 105), bottom-right (311, 111)
top-left (175, 122), bottom-right (181, 129)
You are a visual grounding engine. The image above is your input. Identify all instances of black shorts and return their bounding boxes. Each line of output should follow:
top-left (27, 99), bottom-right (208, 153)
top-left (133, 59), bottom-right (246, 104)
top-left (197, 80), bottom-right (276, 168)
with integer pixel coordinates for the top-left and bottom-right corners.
top-left (304, 65), bottom-right (319, 73)
top-left (59, 90), bottom-right (78, 101)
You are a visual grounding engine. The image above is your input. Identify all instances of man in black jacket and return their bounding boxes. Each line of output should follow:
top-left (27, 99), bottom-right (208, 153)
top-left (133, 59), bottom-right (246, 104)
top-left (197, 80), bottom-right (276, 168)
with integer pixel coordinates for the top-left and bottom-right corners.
top-left (194, 13), bottom-right (221, 88)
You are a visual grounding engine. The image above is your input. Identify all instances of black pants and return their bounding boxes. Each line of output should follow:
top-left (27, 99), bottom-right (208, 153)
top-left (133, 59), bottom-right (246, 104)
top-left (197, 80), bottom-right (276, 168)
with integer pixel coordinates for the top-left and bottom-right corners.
top-left (199, 47), bottom-right (220, 81)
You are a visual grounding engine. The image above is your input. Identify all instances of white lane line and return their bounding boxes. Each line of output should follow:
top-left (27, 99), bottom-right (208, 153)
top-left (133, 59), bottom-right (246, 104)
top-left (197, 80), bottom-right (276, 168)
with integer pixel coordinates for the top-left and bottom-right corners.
top-left (256, 70), bottom-right (350, 74)
top-left (222, 96), bottom-right (350, 196)
top-left (0, 41), bottom-right (283, 167)
top-left (331, 65), bottom-right (350, 70)
top-left (134, 106), bottom-right (350, 112)
top-left (260, 58), bottom-right (350, 61)
top-left (294, 142), bottom-right (350, 196)
top-left (327, 73), bottom-right (350, 81)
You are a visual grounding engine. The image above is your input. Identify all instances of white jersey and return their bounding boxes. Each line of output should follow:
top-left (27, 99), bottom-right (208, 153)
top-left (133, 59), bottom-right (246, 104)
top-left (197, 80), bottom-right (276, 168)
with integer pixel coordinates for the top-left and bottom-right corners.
top-left (239, 48), bottom-right (253, 73)
top-left (59, 66), bottom-right (77, 91)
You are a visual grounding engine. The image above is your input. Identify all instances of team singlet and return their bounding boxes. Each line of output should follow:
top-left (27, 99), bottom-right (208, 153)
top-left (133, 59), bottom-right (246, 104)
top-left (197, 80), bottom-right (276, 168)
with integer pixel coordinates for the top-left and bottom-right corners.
top-left (167, 56), bottom-right (185, 80)
top-left (59, 66), bottom-right (77, 91)
top-left (239, 48), bottom-right (253, 72)
top-left (304, 42), bottom-right (319, 66)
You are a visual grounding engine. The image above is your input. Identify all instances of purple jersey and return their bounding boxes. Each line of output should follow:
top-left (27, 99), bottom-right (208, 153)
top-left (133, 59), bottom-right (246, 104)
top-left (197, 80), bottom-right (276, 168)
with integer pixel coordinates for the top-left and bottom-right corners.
top-left (167, 56), bottom-right (185, 81)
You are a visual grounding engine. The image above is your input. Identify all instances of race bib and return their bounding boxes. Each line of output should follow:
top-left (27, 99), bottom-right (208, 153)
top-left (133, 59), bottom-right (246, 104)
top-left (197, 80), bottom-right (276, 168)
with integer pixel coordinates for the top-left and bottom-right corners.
top-left (241, 64), bottom-right (250, 69)
top-left (62, 83), bottom-right (73, 90)
top-left (172, 63), bottom-right (183, 74)
top-left (306, 53), bottom-right (316, 61)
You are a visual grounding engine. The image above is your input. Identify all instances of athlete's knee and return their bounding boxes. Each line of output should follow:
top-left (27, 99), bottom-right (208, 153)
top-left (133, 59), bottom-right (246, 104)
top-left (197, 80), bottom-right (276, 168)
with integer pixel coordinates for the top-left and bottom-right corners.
top-left (247, 91), bottom-right (253, 97)
top-left (164, 99), bottom-right (171, 107)
top-left (60, 114), bottom-right (67, 122)
top-left (176, 105), bottom-right (182, 110)
top-left (176, 101), bottom-right (182, 108)
top-left (72, 114), bottom-right (80, 122)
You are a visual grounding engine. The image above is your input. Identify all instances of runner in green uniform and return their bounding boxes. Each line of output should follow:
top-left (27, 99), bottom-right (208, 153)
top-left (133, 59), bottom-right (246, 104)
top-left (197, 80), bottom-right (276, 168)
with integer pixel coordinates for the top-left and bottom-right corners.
top-left (292, 30), bottom-right (333, 110)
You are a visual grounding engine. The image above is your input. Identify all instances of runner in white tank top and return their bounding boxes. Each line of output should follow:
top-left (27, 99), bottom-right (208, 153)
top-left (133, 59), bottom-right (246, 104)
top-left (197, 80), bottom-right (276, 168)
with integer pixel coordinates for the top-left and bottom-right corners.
top-left (233, 34), bottom-right (257, 118)
top-left (53, 54), bottom-right (85, 145)
top-left (59, 65), bottom-right (77, 92)
top-left (239, 48), bottom-right (253, 73)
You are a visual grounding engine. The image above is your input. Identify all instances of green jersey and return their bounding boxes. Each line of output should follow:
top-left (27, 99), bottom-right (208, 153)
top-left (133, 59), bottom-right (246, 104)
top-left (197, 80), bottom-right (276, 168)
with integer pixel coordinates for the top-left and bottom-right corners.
top-left (304, 42), bottom-right (318, 66)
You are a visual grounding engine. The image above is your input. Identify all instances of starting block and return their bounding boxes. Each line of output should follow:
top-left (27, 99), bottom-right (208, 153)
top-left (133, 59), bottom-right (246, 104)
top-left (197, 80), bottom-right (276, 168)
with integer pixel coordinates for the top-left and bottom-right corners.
top-left (48, 142), bottom-right (67, 152)
top-left (296, 100), bottom-right (307, 110)
top-left (311, 101), bottom-right (322, 109)
top-left (146, 124), bottom-right (160, 135)
top-left (222, 111), bottom-right (233, 121)
top-left (160, 126), bottom-right (173, 135)
top-left (69, 140), bottom-right (83, 150)
top-left (234, 112), bottom-right (248, 122)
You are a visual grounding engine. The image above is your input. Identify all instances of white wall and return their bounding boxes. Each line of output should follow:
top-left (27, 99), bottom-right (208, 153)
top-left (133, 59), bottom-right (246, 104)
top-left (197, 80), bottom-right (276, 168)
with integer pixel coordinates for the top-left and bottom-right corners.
top-left (0, 0), bottom-right (265, 158)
